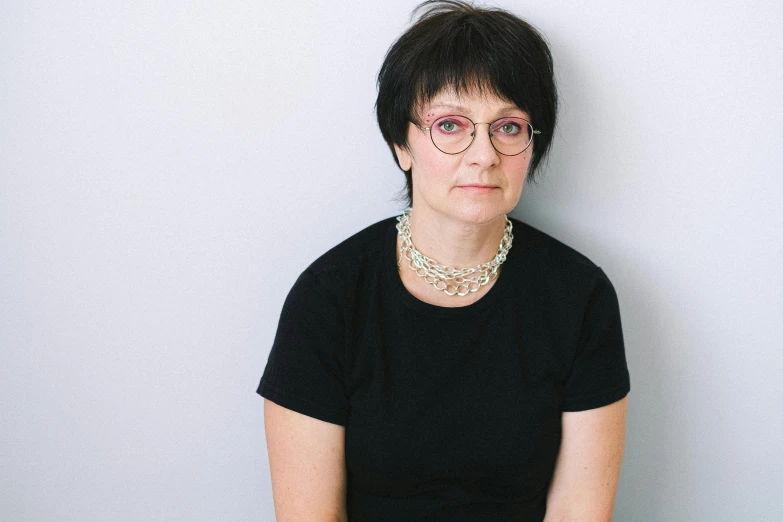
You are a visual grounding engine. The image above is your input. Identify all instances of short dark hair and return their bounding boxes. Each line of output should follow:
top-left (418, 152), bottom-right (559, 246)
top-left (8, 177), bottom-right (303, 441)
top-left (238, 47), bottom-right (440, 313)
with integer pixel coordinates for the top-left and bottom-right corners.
top-left (376, 0), bottom-right (558, 207)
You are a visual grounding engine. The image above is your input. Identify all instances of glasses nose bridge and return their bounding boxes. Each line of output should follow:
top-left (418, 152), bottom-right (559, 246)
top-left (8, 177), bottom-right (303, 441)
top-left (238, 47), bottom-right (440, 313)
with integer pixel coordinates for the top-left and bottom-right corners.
top-left (470, 120), bottom-right (494, 134)
top-left (467, 120), bottom-right (497, 151)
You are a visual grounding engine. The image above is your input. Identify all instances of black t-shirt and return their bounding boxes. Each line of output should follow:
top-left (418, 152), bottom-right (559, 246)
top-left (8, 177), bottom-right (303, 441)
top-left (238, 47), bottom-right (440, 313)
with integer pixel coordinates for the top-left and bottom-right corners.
top-left (257, 215), bottom-right (631, 521)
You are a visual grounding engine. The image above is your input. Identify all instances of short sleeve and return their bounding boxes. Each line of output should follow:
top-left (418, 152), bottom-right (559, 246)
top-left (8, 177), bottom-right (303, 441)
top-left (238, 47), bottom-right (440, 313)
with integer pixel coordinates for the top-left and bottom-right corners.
top-left (562, 266), bottom-right (631, 412)
top-left (256, 270), bottom-right (349, 426)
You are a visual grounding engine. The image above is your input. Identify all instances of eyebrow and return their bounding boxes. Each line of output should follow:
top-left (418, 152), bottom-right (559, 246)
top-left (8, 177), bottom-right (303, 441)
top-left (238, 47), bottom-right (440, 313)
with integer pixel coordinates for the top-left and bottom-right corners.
top-left (427, 103), bottom-right (525, 116)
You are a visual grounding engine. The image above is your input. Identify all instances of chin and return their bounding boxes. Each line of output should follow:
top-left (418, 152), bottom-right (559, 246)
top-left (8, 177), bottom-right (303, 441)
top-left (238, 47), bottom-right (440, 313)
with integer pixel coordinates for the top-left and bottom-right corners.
top-left (452, 204), bottom-right (511, 226)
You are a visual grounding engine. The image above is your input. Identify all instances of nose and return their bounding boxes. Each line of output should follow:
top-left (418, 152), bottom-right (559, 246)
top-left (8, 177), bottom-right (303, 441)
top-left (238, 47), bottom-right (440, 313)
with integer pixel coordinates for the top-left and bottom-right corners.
top-left (465, 122), bottom-right (500, 168)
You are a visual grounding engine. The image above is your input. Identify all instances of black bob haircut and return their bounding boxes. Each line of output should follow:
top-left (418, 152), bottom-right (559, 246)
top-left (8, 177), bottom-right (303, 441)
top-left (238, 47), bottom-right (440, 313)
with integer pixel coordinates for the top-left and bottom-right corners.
top-left (375, 0), bottom-right (558, 207)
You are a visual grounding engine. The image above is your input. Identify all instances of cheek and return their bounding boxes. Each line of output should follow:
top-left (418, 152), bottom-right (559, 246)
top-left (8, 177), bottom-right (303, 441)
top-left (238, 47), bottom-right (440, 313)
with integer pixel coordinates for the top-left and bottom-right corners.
top-left (410, 140), bottom-right (460, 181)
top-left (420, 158), bottom-right (462, 189)
top-left (503, 153), bottom-right (532, 182)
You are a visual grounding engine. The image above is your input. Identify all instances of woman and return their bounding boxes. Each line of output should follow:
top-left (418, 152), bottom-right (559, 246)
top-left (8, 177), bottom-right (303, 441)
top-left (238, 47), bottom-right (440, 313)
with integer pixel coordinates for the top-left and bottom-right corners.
top-left (257, 1), bottom-right (630, 520)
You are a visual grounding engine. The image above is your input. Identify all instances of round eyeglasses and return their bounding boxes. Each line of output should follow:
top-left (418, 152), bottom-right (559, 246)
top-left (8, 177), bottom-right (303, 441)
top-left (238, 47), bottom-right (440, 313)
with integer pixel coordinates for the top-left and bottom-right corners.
top-left (413, 115), bottom-right (540, 156)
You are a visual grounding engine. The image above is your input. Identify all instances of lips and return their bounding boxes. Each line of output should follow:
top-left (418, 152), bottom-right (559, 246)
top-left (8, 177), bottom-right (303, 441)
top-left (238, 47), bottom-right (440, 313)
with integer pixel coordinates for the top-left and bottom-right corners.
top-left (457, 184), bottom-right (499, 194)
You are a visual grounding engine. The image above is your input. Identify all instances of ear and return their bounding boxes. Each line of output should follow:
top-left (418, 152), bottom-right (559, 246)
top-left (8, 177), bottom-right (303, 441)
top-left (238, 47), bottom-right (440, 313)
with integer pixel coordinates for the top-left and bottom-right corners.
top-left (393, 143), bottom-right (413, 171)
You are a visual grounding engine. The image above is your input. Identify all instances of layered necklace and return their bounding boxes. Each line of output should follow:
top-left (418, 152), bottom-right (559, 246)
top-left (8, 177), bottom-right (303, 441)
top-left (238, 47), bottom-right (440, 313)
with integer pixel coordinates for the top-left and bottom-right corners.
top-left (395, 209), bottom-right (513, 297)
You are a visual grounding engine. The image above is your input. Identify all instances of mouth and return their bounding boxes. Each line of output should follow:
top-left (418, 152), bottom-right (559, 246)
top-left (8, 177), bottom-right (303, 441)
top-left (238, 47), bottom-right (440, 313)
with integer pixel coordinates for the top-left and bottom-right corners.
top-left (457, 184), bottom-right (499, 193)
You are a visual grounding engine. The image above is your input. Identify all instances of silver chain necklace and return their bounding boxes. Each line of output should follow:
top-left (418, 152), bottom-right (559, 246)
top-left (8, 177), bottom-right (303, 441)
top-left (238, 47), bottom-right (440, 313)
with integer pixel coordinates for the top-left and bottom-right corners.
top-left (395, 209), bottom-right (513, 297)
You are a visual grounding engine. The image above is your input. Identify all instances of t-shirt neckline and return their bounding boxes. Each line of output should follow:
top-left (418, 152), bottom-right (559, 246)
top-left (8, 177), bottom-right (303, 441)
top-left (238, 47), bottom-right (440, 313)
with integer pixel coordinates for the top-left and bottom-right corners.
top-left (383, 214), bottom-right (523, 318)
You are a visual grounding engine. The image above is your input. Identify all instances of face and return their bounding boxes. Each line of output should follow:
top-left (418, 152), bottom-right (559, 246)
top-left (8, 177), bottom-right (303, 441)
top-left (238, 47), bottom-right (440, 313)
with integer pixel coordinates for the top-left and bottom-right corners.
top-left (394, 89), bottom-right (533, 227)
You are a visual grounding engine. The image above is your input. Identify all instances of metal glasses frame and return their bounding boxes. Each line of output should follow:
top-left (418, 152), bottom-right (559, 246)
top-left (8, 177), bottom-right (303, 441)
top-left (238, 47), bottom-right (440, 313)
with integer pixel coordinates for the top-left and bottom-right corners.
top-left (413, 115), bottom-right (541, 156)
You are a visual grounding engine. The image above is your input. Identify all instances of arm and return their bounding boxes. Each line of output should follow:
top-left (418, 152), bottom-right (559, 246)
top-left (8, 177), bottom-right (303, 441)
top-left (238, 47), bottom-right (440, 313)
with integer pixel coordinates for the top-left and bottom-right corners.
top-left (544, 396), bottom-right (629, 522)
top-left (264, 398), bottom-right (348, 522)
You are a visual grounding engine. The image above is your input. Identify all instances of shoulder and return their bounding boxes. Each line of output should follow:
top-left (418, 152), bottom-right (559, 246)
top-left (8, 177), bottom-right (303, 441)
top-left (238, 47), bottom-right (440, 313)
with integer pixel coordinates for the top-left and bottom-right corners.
top-left (509, 217), bottom-right (613, 297)
top-left (290, 215), bottom-right (397, 298)
top-left (511, 218), bottom-right (598, 271)
top-left (305, 216), bottom-right (395, 276)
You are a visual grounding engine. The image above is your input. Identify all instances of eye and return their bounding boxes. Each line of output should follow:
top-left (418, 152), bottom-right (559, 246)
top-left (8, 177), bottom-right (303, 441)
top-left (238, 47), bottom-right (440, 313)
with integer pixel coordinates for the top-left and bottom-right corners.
top-left (433, 116), bottom-right (470, 135)
top-left (496, 121), bottom-right (522, 135)
top-left (437, 119), bottom-right (459, 133)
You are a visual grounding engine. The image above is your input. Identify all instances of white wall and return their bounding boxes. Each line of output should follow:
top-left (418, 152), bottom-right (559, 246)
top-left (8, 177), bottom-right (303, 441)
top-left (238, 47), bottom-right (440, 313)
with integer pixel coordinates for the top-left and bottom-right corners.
top-left (1, 1), bottom-right (781, 520)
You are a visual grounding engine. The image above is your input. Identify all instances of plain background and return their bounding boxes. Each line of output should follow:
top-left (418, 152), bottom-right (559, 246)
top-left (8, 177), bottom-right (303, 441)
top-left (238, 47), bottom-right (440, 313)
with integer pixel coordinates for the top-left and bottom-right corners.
top-left (1, 0), bottom-right (781, 520)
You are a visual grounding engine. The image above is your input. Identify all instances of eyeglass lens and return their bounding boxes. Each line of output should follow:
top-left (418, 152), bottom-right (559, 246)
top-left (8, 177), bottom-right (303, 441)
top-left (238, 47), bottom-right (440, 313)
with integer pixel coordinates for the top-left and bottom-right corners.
top-left (429, 115), bottom-right (533, 155)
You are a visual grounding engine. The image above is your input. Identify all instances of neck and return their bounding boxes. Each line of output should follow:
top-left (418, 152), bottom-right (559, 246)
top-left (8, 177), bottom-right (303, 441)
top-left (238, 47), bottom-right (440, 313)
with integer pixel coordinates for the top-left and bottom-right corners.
top-left (406, 207), bottom-right (508, 268)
